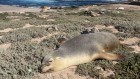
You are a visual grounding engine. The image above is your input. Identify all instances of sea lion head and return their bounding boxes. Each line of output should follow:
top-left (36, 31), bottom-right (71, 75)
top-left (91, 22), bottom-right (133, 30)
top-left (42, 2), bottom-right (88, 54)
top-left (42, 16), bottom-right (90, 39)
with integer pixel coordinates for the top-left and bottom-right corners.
top-left (40, 52), bottom-right (62, 73)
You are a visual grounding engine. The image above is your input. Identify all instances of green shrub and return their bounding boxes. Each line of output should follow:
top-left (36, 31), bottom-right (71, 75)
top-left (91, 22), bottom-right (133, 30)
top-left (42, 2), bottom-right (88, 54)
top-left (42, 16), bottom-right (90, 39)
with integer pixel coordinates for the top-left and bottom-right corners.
top-left (113, 53), bottom-right (140, 79)
top-left (76, 44), bottom-right (139, 79)
top-left (0, 12), bottom-right (9, 21)
top-left (0, 27), bottom-right (49, 44)
top-left (0, 42), bottom-right (49, 79)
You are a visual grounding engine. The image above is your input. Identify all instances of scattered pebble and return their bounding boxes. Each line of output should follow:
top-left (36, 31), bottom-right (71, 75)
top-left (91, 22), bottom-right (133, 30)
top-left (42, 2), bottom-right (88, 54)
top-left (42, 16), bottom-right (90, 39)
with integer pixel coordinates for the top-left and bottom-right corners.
top-left (90, 11), bottom-right (100, 17)
top-left (117, 7), bottom-right (125, 10)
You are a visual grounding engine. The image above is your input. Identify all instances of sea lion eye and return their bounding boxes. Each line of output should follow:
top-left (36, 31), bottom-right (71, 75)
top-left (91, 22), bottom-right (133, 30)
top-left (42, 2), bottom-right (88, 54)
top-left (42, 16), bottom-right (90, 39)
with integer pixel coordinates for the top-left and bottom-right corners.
top-left (48, 58), bottom-right (53, 63)
top-left (48, 60), bottom-right (53, 62)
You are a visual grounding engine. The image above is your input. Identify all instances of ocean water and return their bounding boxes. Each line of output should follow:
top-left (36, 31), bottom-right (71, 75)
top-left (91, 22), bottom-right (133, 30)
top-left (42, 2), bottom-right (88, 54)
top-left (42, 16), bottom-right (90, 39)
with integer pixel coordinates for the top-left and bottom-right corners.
top-left (0, 0), bottom-right (127, 7)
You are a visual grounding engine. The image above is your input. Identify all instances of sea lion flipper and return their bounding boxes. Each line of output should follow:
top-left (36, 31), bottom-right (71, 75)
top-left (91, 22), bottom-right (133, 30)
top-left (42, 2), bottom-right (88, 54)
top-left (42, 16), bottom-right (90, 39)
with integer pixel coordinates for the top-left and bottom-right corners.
top-left (99, 53), bottom-right (125, 61)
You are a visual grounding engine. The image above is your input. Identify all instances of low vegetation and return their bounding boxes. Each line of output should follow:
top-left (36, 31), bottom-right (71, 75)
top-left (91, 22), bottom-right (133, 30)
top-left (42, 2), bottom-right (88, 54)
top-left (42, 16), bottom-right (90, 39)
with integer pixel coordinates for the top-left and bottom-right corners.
top-left (0, 5), bottom-right (139, 79)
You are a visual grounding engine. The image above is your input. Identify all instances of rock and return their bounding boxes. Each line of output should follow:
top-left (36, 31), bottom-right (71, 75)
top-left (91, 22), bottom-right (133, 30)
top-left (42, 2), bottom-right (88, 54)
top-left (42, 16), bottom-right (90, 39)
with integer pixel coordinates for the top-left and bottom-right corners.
top-left (40, 6), bottom-right (51, 12)
top-left (94, 25), bottom-right (106, 29)
top-left (90, 11), bottom-right (100, 17)
top-left (81, 27), bottom-right (99, 34)
top-left (117, 7), bottom-right (125, 10)
top-left (100, 8), bottom-right (107, 14)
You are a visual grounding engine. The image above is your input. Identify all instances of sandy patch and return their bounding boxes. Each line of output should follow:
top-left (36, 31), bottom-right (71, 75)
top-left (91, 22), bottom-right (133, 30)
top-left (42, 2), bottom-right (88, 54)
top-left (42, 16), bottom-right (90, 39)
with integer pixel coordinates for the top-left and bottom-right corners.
top-left (0, 24), bottom-right (56, 34)
top-left (120, 37), bottom-right (140, 53)
top-left (99, 69), bottom-right (115, 78)
top-left (31, 32), bottom-right (66, 43)
top-left (23, 23), bottom-right (55, 29)
top-left (106, 25), bottom-right (119, 33)
top-left (129, 45), bottom-right (140, 53)
top-left (6, 16), bottom-right (19, 19)
top-left (111, 4), bottom-right (140, 10)
top-left (47, 19), bottom-right (55, 22)
top-left (32, 66), bottom-right (92, 79)
top-left (35, 25), bottom-right (55, 28)
top-left (94, 25), bottom-right (119, 33)
top-left (0, 36), bottom-right (3, 39)
top-left (0, 23), bottom-right (38, 33)
top-left (112, 61), bottom-right (119, 65)
top-left (0, 43), bottom-right (11, 50)
top-left (94, 66), bottom-right (114, 78)
top-left (0, 28), bottom-right (16, 32)
top-left (120, 37), bottom-right (140, 45)
top-left (22, 23), bottom-right (34, 29)
top-left (0, 28), bottom-right (20, 33)
top-left (94, 25), bottom-right (106, 29)
top-left (38, 15), bottom-right (50, 19)
top-left (0, 25), bottom-right (29, 33)
top-left (0, 5), bottom-right (41, 13)
top-left (78, 5), bottom-right (98, 11)
top-left (78, 4), bottom-right (140, 11)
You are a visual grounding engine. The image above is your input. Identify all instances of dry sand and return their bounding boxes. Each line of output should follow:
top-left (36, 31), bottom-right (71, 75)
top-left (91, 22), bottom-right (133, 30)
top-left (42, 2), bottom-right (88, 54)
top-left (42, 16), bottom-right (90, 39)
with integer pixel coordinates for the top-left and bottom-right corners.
top-left (0, 5), bottom-right (41, 13)
top-left (32, 66), bottom-right (92, 79)
top-left (0, 43), bottom-right (11, 50)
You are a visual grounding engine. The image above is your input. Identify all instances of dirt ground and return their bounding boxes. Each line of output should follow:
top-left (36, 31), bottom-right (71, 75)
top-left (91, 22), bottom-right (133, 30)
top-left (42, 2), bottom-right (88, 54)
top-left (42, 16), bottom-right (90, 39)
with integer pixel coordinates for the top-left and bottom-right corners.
top-left (0, 4), bottom-right (140, 79)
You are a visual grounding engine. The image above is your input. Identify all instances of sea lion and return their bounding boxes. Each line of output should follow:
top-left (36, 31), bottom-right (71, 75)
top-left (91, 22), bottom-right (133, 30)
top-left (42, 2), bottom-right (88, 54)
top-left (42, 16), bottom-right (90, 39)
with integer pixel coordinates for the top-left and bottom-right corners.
top-left (40, 32), bottom-right (124, 73)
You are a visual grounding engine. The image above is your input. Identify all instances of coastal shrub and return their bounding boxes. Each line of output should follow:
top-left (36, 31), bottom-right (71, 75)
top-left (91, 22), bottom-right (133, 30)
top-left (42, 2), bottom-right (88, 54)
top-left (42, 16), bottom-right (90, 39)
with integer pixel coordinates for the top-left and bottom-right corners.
top-left (0, 20), bottom-right (26, 30)
top-left (0, 12), bottom-right (9, 21)
top-left (76, 44), bottom-right (139, 78)
top-left (0, 6), bottom-right (140, 79)
top-left (0, 42), bottom-right (49, 79)
top-left (0, 27), bottom-right (49, 44)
